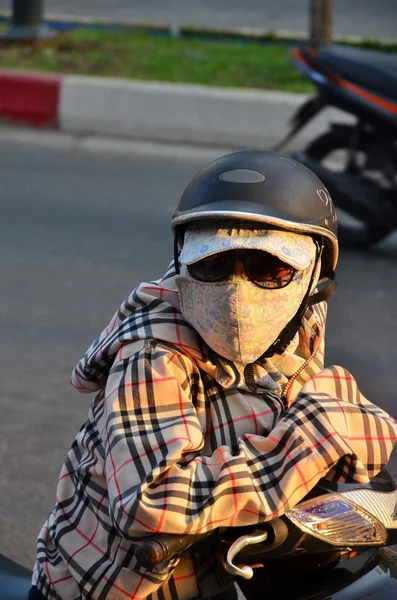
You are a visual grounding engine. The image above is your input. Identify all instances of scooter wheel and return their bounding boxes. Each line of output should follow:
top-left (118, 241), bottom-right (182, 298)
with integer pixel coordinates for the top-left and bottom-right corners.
top-left (304, 129), bottom-right (392, 247)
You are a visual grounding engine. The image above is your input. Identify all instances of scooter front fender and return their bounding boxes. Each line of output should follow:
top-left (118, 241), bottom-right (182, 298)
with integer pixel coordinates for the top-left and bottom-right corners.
top-left (238, 548), bottom-right (397, 599)
top-left (325, 548), bottom-right (397, 600)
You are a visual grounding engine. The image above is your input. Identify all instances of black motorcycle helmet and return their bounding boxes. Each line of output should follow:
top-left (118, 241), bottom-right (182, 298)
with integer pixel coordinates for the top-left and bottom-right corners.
top-left (171, 150), bottom-right (339, 358)
top-left (172, 150), bottom-right (338, 279)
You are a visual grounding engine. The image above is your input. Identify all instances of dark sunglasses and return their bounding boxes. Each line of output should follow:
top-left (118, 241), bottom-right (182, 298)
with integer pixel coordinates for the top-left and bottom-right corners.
top-left (187, 250), bottom-right (297, 289)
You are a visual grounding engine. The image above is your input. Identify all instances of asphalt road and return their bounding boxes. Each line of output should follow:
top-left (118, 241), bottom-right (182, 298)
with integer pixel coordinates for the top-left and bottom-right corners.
top-left (1, 128), bottom-right (397, 573)
top-left (0, 0), bottom-right (397, 39)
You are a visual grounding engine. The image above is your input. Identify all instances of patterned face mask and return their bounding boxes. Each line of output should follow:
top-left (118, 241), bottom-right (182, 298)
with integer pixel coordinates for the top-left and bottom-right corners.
top-left (176, 247), bottom-right (318, 365)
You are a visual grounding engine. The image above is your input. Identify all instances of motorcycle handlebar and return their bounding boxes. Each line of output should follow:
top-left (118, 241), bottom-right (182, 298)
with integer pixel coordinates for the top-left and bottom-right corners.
top-left (135, 532), bottom-right (212, 570)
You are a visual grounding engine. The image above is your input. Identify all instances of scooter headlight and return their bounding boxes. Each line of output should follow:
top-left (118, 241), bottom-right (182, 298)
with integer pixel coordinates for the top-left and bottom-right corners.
top-left (286, 493), bottom-right (387, 546)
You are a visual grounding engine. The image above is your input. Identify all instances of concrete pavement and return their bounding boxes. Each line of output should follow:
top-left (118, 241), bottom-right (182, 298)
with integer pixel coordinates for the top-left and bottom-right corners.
top-left (1, 0), bottom-right (396, 39)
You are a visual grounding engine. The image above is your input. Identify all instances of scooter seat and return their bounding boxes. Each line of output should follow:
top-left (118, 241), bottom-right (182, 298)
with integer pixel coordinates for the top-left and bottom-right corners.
top-left (0, 555), bottom-right (32, 600)
top-left (314, 44), bottom-right (397, 103)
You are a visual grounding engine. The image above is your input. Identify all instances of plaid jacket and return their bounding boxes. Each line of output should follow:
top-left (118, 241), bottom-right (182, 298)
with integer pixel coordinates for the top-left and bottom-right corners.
top-left (33, 263), bottom-right (397, 600)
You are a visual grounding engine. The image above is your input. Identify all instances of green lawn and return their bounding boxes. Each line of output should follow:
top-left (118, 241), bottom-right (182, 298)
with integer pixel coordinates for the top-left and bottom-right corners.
top-left (0, 29), bottom-right (315, 92)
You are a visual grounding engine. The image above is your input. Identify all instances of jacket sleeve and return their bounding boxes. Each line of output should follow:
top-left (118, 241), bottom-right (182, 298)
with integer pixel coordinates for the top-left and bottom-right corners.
top-left (291, 365), bottom-right (397, 482)
top-left (103, 343), bottom-right (397, 540)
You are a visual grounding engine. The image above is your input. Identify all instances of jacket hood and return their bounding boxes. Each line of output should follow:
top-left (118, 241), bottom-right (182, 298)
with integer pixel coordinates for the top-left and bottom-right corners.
top-left (72, 262), bottom-right (199, 393)
top-left (71, 261), bottom-right (326, 398)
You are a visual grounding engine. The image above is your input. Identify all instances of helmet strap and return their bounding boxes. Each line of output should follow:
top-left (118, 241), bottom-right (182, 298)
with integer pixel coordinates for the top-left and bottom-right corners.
top-left (263, 243), bottom-right (335, 359)
top-left (308, 278), bottom-right (336, 306)
top-left (174, 232), bottom-right (181, 275)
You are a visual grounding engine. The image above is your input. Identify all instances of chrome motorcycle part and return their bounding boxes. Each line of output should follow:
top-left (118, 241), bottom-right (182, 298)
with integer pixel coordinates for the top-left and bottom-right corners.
top-left (223, 531), bottom-right (269, 579)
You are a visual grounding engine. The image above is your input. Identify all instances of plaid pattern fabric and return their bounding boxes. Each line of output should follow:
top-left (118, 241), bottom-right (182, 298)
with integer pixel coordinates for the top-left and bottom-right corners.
top-left (32, 263), bottom-right (397, 600)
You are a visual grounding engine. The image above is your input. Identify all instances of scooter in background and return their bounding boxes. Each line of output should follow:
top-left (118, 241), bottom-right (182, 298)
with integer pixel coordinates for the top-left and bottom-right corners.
top-left (275, 43), bottom-right (397, 247)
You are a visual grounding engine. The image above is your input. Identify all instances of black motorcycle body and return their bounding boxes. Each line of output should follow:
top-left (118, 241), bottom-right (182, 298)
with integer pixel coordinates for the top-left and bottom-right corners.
top-left (3, 471), bottom-right (396, 600)
top-left (238, 548), bottom-right (397, 599)
top-left (276, 43), bottom-right (397, 247)
top-left (0, 554), bottom-right (31, 600)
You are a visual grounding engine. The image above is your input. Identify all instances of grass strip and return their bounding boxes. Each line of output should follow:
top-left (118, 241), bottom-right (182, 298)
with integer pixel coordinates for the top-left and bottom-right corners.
top-left (0, 29), bottom-right (315, 93)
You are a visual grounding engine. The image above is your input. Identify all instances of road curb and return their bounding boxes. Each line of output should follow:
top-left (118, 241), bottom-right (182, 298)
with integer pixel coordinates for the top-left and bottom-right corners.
top-left (0, 70), bottom-right (353, 148)
top-left (0, 70), bottom-right (61, 127)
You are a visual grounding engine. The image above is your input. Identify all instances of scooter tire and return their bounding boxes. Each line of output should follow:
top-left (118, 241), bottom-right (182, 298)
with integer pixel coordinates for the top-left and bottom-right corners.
top-left (304, 129), bottom-right (392, 247)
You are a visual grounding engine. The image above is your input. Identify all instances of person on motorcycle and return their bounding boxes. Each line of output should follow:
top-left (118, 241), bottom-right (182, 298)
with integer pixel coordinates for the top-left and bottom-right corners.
top-left (29, 151), bottom-right (397, 600)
